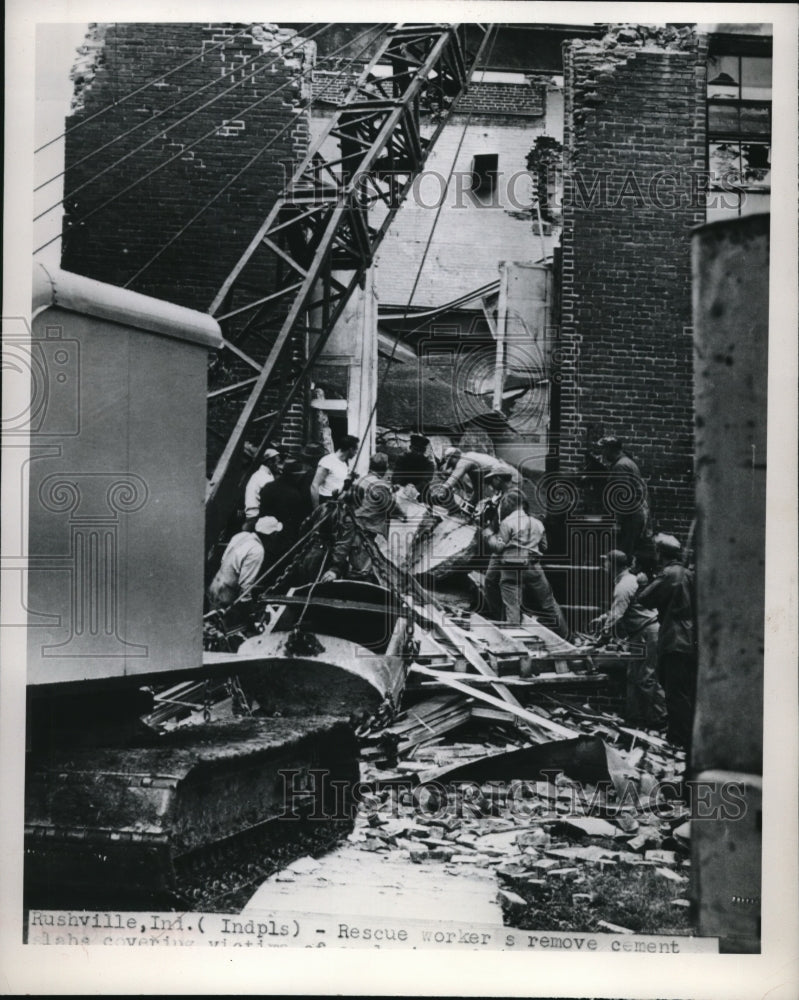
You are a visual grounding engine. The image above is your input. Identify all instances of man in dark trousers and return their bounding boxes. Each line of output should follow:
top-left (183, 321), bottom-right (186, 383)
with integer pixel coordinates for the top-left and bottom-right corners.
top-left (392, 434), bottom-right (436, 504)
top-left (257, 459), bottom-right (314, 568)
top-left (637, 532), bottom-right (697, 751)
top-left (598, 436), bottom-right (649, 560)
top-left (591, 549), bottom-right (667, 730)
top-left (322, 452), bottom-right (407, 582)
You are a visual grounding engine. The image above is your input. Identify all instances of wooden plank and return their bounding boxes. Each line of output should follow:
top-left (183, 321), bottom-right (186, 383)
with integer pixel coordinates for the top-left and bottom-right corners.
top-left (417, 672), bottom-right (608, 688)
top-left (405, 599), bottom-right (524, 709)
top-left (410, 665), bottom-right (580, 740)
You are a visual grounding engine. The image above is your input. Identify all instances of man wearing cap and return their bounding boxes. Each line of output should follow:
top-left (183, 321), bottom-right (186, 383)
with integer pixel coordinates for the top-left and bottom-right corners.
top-left (392, 434), bottom-right (436, 504)
top-left (257, 459), bottom-right (314, 565)
top-left (637, 533), bottom-right (697, 750)
top-left (597, 436), bottom-right (649, 561)
top-left (208, 522), bottom-right (264, 611)
top-left (482, 486), bottom-right (569, 636)
top-left (592, 549), bottom-right (667, 730)
top-left (476, 463), bottom-right (515, 533)
top-left (311, 434), bottom-right (359, 508)
top-left (243, 446), bottom-right (283, 519)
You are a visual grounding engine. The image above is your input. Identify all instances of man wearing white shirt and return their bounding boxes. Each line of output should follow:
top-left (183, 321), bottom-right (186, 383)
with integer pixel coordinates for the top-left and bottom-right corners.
top-left (310, 435), bottom-right (359, 507)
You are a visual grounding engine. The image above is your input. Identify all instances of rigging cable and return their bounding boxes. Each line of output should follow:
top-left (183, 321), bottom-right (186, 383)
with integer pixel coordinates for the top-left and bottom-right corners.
top-left (351, 24), bottom-right (500, 472)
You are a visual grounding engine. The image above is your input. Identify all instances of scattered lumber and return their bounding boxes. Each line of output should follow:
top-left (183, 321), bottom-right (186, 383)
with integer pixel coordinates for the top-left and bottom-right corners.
top-left (418, 672), bottom-right (608, 689)
top-left (405, 596), bottom-right (524, 709)
top-left (378, 693), bottom-right (474, 754)
top-left (409, 664), bottom-right (581, 741)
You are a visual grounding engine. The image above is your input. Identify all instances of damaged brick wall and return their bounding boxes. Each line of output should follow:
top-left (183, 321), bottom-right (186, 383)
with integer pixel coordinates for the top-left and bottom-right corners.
top-left (60, 22), bottom-right (313, 460)
top-left (558, 24), bottom-right (707, 540)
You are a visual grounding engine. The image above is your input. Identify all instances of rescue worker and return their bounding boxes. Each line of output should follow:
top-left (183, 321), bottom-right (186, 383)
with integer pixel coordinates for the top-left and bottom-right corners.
top-left (597, 436), bottom-right (649, 560)
top-left (392, 433), bottom-right (436, 504)
top-left (591, 549), bottom-right (667, 730)
top-left (310, 434), bottom-right (360, 507)
top-left (482, 484), bottom-right (569, 637)
top-left (322, 452), bottom-right (406, 582)
top-left (207, 522), bottom-right (264, 611)
top-left (435, 448), bottom-right (519, 508)
top-left (243, 446), bottom-right (282, 519)
top-left (637, 532), bottom-right (697, 750)
top-left (258, 459), bottom-right (313, 565)
top-left (475, 464), bottom-right (515, 534)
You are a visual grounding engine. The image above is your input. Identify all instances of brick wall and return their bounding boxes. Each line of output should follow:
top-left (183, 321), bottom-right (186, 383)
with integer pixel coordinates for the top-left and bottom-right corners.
top-left (458, 81), bottom-right (545, 116)
top-left (60, 22), bottom-right (313, 465)
top-left (558, 35), bottom-right (707, 540)
top-left (312, 71), bottom-right (547, 117)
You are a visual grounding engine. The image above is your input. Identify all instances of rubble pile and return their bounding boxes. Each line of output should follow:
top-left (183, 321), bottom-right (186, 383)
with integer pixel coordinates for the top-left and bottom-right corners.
top-left (594, 22), bottom-right (697, 51)
top-left (354, 694), bottom-right (692, 932)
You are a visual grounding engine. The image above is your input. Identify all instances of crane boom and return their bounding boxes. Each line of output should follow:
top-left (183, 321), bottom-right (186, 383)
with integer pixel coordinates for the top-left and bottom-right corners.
top-left (204, 23), bottom-right (492, 554)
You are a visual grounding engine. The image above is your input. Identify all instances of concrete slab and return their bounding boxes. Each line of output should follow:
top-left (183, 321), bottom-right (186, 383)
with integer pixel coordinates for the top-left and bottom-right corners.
top-left (242, 843), bottom-right (504, 925)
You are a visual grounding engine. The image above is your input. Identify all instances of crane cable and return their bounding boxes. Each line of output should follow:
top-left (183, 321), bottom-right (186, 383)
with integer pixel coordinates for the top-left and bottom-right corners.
top-left (351, 23), bottom-right (499, 473)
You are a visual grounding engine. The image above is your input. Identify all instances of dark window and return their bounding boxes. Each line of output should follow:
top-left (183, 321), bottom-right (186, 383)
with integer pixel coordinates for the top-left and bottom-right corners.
top-left (471, 154), bottom-right (499, 202)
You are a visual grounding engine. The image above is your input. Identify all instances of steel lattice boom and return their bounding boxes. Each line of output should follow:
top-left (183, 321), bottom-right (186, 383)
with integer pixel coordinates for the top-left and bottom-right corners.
top-left (205, 23), bottom-right (491, 554)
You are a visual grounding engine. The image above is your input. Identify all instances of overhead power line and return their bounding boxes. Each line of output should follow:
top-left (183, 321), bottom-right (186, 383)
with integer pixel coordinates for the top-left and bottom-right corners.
top-left (34, 24), bottom-right (256, 154)
top-left (34, 23), bottom-right (325, 193)
top-left (34, 24), bottom-right (333, 223)
top-left (122, 22), bottom-right (391, 287)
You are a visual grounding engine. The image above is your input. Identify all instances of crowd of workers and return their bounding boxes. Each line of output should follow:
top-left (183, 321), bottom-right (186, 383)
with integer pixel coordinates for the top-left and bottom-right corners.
top-left (208, 432), bottom-right (696, 751)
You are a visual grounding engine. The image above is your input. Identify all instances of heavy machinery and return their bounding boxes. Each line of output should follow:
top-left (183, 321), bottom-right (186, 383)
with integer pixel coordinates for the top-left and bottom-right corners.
top-left (23, 22), bottom-right (492, 909)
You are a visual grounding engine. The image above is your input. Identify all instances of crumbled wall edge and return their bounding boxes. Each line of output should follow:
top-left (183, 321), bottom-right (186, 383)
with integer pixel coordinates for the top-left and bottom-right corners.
top-left (69, 23), bottom-right (316, 115)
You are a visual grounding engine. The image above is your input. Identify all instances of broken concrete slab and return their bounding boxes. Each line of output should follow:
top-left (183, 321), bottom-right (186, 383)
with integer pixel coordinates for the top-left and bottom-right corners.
top-left (554, 816), bottom-right (619, 838)
top-left (656, 867), bottom-right (689, 883)
top-left (597, 920), bottom-right (635, 934)
top-left (496, 888), bottom-right (527, 919)
top-left (645, 849), bottom-right (679, 865)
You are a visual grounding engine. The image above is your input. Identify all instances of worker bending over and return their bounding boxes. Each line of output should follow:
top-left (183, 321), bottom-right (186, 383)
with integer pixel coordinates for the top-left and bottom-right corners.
top-left (435, 448), bottom-right (520, 508)
top-left (591, 549), bottom-right (667, 730)
top-left (392, 433), bottom-right (436, 504)
top-left (207, 522), bottom-right (264, 611)
top-left (482, 486), bottom-right (569, 638)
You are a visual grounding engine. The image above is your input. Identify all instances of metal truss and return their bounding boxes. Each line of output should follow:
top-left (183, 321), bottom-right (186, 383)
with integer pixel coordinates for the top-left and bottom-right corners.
top-left (205, 22), bottom-right (492, 553)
